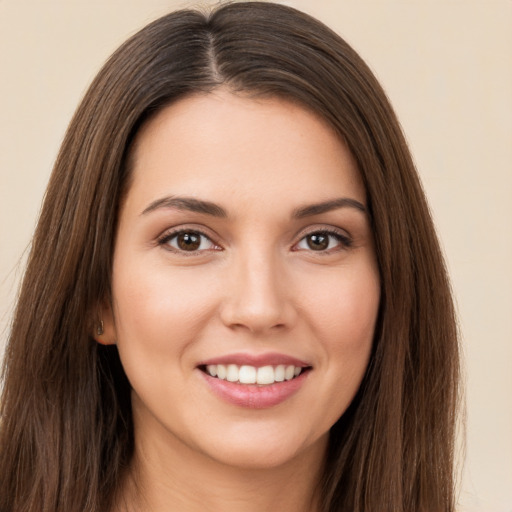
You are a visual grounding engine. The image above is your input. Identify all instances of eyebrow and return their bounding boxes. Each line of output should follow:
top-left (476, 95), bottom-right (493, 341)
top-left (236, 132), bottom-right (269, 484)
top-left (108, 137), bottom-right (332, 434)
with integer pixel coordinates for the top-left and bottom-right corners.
top-left (292, 197), bottom-right (367, 218)
top-left (140, 195), bottom-right (366, 218)
top-left (141, 196), bottom-right (227, 217)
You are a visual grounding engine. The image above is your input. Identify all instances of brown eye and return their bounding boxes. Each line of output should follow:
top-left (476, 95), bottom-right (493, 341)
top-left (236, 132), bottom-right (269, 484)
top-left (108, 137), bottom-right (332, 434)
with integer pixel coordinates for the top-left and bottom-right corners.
top-left (176, 232), bottom-right (201, 251)
top-left (295, 230), bottom-right (352, 253)
top-left (306, 233), bottom-right (329, 251)
top-left (161, 230), bottom-right (217, 253)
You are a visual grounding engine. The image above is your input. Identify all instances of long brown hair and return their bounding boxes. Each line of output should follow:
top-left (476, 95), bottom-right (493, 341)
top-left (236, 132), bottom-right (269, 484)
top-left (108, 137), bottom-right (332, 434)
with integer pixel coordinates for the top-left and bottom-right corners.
top-left (0, 2), bottom-right (460, 511)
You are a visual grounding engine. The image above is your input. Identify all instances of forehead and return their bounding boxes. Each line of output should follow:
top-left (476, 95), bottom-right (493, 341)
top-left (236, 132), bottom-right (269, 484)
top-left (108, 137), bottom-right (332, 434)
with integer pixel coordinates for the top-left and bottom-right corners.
top-left (125, 90), bottom-right (366, 214)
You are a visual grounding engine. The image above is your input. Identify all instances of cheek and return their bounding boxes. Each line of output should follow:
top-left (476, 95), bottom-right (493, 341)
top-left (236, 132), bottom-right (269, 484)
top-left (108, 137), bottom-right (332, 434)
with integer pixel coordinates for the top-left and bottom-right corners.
top-left (300, 261), bottom-right (380, 406)
top-left (302, 268), bottom-right (379, 428)
top-left (304, 263), bottom-right (380, 347)
top-left (110, 260), bottom-right (225, 407)
top-left (111, 259), bottom-right (220, 355)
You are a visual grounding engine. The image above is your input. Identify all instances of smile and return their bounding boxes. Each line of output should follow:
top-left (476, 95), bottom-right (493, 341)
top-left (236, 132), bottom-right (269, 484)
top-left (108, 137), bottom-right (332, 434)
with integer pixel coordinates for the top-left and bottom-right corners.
top-left (198, 356), bottom-right (312, 409)
top-left (204, 364), bottom-right (304, 385)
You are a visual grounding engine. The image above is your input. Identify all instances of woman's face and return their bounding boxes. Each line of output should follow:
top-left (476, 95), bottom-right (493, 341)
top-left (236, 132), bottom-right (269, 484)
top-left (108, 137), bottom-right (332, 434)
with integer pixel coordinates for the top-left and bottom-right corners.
top-left (102, 90), bottom-right (380, 470)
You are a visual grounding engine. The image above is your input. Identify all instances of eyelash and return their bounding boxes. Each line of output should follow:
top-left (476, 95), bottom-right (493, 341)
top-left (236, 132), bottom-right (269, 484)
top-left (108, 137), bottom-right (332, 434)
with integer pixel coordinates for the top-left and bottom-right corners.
top-left (157, 227), bottom-right (353, 255)
top-left (294, 228), bottom-right (353, 253)
top-left (157, 228), bottom-right (220, 255)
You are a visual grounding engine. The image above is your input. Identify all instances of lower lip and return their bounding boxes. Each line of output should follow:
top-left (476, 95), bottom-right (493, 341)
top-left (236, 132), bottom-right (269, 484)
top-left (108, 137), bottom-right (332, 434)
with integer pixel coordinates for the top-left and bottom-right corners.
top-left (200, 370), bottom-right (309, 409)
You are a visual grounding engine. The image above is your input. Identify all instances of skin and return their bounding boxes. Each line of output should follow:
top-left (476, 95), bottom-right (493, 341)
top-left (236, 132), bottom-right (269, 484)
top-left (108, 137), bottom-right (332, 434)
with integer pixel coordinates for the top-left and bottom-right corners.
top-left (99, 90), bottom-right (380, 512)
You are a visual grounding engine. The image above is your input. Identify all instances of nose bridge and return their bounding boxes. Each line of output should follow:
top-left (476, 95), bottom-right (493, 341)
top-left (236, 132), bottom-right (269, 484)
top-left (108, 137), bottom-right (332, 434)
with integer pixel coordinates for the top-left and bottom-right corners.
top-left (221, 242), bottom-right (292, 333)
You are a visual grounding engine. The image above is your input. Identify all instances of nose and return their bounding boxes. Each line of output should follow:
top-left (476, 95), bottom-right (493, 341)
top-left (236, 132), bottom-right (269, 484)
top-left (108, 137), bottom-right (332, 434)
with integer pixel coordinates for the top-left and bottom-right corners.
top-left (219, 248), bottom-right (296, 335)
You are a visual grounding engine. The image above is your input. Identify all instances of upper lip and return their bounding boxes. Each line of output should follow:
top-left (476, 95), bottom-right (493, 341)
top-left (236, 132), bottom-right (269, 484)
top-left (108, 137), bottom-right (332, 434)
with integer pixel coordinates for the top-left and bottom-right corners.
top-left (197, 352), bottom-right (311, 368)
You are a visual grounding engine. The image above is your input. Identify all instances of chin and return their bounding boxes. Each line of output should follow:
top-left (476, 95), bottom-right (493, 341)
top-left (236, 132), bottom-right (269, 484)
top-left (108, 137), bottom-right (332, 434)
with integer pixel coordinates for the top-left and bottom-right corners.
top-left (198, 429), bottom-right (328, 471)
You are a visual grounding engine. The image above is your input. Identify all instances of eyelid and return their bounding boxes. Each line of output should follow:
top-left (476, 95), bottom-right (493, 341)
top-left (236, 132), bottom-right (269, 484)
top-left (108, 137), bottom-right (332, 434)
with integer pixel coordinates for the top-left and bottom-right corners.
top-left (292, 225), bottom-right (353, 252)
top-left (155, 223), bottom-right (353, 255)
top-left (157, 225), bottom-right (222, 254)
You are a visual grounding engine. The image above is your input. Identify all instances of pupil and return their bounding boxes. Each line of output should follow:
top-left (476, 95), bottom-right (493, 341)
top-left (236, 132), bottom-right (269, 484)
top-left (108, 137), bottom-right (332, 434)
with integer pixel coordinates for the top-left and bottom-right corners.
top-left (307, 233), bottom-right (328, 250)
top-left (178, 233), bottom-right (200, 251)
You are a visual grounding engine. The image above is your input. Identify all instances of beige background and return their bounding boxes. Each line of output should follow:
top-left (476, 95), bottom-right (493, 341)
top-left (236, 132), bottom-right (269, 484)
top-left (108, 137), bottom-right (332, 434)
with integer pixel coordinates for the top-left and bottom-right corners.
top-left (0, 0), bottom-right (511, 510)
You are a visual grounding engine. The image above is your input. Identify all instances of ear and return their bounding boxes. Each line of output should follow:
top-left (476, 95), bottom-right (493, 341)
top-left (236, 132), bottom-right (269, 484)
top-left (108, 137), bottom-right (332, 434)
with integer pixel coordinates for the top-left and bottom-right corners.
top-left (94, 302), bottom-right (117, 346)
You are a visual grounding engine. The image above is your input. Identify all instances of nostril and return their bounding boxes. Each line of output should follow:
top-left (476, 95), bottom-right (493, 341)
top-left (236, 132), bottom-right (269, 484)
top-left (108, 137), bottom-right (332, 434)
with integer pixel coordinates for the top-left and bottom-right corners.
top-left (219, 272), bottom-right (296, 333)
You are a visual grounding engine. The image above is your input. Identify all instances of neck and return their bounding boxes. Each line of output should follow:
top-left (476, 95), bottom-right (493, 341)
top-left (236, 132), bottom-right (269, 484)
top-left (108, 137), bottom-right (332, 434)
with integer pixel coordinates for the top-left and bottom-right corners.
top-left (114, 414), bottom-right (327, 512)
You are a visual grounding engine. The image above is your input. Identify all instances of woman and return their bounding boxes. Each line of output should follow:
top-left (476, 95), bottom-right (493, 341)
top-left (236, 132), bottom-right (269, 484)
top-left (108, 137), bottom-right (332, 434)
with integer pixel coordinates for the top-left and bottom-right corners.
top-left (0, 2), bottom-right (460, 511)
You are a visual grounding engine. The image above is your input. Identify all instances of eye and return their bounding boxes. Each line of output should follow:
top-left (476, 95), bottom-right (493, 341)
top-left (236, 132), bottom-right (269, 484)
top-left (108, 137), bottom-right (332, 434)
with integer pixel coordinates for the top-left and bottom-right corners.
top-left (295, 230), bottom-right (352, 252)
top-left (159, 230), bottom-right (219, 253)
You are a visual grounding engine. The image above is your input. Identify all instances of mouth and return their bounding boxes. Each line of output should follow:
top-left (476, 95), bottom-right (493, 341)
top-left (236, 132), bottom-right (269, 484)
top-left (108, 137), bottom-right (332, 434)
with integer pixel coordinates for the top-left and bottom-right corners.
top-left (198, 363), bottom-right (310, 386)
top-left (196, 353), bottom-right (312, 408)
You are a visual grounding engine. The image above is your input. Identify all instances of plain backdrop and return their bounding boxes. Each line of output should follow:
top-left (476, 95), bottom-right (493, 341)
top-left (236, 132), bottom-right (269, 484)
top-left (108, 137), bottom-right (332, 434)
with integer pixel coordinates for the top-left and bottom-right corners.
top-left (0, 1), bottom-right (511, 510)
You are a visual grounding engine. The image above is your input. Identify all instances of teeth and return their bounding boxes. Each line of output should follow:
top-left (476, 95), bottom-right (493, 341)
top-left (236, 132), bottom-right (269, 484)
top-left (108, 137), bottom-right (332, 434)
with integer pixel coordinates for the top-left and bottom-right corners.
top-left (226, 364), bottom-right (239, 382)
top-left (274, 365), bottom-right (285, 382)
top-left (216, 364), bottom-right (227, 380)
top-left (205, 364), bottom-right (304, 385)
top-left (239, 365), bottom-right (256, 384)
top-left (257, 365), bottom-right (275, 385)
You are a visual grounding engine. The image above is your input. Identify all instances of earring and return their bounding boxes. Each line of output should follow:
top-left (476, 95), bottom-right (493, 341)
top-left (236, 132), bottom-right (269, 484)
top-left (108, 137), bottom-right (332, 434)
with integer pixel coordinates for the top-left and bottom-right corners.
top-left (96, 320), bottom-right (104, 336)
